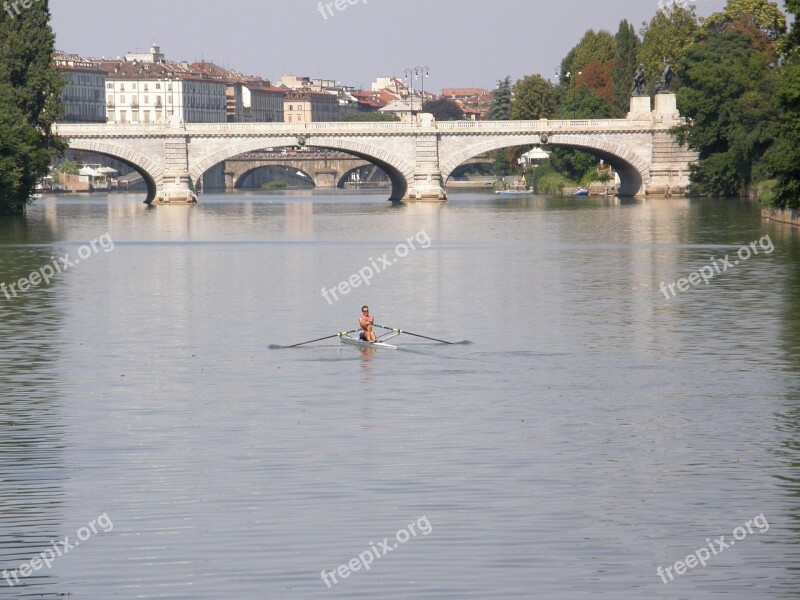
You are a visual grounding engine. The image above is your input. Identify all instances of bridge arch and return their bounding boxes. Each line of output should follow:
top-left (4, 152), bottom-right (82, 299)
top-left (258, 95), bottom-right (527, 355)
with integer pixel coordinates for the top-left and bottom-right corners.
top-left (233, 164), bottom-right (315, 189)
top-left (440, 134), bottom-right (650, 196)
top-left (337, 164), bottom-right (388, 188)
top-left (61, 139), bottom-right (162, 203)
top-left (191, 137), bottom-right (414, 201)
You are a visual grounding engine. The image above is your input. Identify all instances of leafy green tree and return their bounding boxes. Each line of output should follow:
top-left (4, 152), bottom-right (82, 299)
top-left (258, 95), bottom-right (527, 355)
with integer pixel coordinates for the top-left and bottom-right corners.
top-left (703, 0), bottom-right (786, 45)
top-left (612, 19), bottom-right (640, 116)
top-left (340, 112), bottom-right (400, 122)
top-left (556, 85), bottom-right (611, 119)
top-left (786, 0), bottom-right (800, 51)
top-left (422, 98), bottom-right (464, 121)
top-left (638, 3), bottom-right (701, 87)
top-left (0, 83), bottom-right (52, 214)
top-left (510, 75), bottom-right (557, 120)
top-left (675, 30), bottom-right (778, 196)
top-left (0, 0), bottom-right (64, 215)
top-left (486, 77), bottom-right (512, 120)
top-left (564, 30), bottom-right (616, 76)
top-left (765, 2), bottom-right (800, 208)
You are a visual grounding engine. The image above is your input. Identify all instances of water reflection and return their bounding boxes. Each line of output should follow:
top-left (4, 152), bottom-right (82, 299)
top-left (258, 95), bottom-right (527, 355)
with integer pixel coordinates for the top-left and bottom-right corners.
top-left (1, 192), bottom-right (799, 599)
top-left (0, 216), bottom-right (65, 594)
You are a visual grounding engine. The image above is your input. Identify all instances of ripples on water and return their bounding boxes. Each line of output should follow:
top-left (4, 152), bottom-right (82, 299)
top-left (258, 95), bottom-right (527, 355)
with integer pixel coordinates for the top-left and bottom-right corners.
top-left (0, 192), bottom-right (798, 599)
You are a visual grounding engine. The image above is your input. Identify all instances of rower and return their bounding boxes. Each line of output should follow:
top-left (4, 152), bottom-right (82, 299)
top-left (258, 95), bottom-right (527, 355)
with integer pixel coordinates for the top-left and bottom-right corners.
top-left (359, 306), bottom-right (377, 342)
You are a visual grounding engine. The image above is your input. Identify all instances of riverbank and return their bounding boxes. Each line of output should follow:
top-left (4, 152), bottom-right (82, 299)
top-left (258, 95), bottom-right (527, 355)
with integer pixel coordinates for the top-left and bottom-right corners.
top-left (762, 206), bottom-right (800, 227)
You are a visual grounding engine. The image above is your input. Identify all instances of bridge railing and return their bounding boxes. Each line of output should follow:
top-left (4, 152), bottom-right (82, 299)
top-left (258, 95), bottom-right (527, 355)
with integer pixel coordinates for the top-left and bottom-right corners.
top-left (55, 118), bottom-right (661, 137)
top-left (434, 119), bottom-right (655, 130)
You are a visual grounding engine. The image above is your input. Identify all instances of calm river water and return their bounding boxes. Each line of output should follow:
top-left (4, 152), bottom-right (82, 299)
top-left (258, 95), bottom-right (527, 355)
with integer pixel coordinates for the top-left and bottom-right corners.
top-left (0, 190), bottom-right (799, 599)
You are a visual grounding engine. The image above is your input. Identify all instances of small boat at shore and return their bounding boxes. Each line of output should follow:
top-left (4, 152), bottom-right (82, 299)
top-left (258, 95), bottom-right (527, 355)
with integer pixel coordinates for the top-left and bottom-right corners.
top-left (495, 189), bottom-right (535, 196)
top-left (573, 187), bottom-right (589, 196)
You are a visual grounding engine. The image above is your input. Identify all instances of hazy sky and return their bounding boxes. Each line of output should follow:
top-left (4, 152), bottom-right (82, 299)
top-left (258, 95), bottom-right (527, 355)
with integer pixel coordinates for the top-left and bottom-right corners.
top-left (52, 0), bottom-right (733, 91)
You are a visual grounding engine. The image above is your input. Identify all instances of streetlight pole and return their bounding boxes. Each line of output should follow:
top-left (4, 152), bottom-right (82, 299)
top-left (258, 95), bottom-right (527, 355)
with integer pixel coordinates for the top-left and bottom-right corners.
top-left (403, 68), bottom-right (415, 120)
top-left (414, 66), bottom-right (429, 114)
top-left (566, 70), bottom-right (581, 119)
top-left (404, 66), bottom-right (429, 118)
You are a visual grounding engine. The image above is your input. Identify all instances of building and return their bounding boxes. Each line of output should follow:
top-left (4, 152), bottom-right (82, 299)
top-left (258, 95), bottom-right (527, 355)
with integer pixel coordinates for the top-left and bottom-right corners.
top-left (379, 100), bottom-right (414, 121)
top-left (100, 47), bottom-right (228, 124)
top-left (280, 75), bottom-right (313, 90)
top-left (54, 52), bottom-right (107, 123)
top-left (242, 80), bottom-right (286, 122)
top-left (441, 88), bottom-right (493, 118)
top-left (102, 59), bottom-right (227, 124)
top-left (371, 77), bottom-right (408, 96)
top-left (284, 90), bottom-right (340, 122)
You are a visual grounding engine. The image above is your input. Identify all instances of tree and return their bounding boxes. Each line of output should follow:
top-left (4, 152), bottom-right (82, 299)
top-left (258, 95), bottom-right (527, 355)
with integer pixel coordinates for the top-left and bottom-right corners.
top-left (612, 19), bottom-right (640, 117)
top-left (340, 112), bottom-right (400, 122)
top-left (0, 1), bottom-right (64, 215)
top-left (638, 3), bottom-right (701, 87)
top-left (703, 0), bottom-right (786, 47)
top-left (577, 61), bottom-right (615, 104)
top-left (486, 77), bottom-right (512, 120)
top-left (510, 75), bottom-right (557, 120)
top-left (0, 83), bottom-right (52, 214)
top-left (556, 85), bottom-right (611, 119)
top-left (675, 30), bottom-right (778, 196)
top-left (422, 98), bottom-right (463, 121)
top-left (765, 2), bottom-right (800, 208)
top-left (564, 30), bottom-right (616, 76)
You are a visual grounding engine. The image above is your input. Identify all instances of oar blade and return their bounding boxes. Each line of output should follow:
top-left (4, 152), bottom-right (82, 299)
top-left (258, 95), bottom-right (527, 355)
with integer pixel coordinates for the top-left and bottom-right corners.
top-left (270, 329), bottom-right (360, 350)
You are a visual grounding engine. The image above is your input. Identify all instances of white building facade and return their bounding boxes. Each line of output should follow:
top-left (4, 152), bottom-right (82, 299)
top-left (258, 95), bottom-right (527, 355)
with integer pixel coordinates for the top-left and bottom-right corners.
top-left (55, 53), bottom-right (107, 123)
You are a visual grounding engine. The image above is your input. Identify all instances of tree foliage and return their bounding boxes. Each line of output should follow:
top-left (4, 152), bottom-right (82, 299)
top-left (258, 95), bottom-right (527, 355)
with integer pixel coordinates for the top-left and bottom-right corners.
top-left (704, 0), bottom-right (786, 43)
top-left (765, 2), bottom-right (800, 208)
top-left (577, 60), bottom-right (615, 104)
top-left (340, 112), bottom-right (400, 122)
top-left (638, 3), bottom-right (701, 87)
top-left (422, 98), bottom-right (464, 121)
top-left (0, 1), bottom-right (64, 215)
top-left (675, 30), bottom-right (778, 196)
top-left (510, 75), bottom-right (556, 120)
top-left (564, 30), bottom-right (616, 77)
top-left (486, 76), bottom-right (512, 120)
top-left (555, 85), bottom-right (611, 119)
top-left (612, 19), bottom-right (640, 117)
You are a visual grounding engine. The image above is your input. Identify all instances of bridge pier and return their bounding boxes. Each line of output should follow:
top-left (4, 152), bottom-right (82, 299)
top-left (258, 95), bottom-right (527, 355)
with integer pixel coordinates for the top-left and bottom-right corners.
top-left (402, 118), bottom-right (447, 202)
top-left (152, 127), bottom-right (197, 205)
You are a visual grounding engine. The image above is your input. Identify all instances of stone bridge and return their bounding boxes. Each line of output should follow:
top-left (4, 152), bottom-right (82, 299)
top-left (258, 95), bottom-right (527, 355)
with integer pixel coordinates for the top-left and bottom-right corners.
top-left (222, 152), bottom-right (374, 189)
top-left (53, 94), bottom-right (697, 204)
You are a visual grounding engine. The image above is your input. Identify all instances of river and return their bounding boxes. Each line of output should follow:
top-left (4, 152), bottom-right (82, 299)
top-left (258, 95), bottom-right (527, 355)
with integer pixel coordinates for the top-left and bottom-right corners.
top-left (0, 190), bottom-right (798, 598)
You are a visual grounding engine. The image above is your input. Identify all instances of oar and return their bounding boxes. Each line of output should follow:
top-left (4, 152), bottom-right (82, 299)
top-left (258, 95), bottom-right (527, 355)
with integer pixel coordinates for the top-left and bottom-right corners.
top-left (374, 324), bottom-right (462, 345)
top-left (269, 329), bottom-right (359, 349)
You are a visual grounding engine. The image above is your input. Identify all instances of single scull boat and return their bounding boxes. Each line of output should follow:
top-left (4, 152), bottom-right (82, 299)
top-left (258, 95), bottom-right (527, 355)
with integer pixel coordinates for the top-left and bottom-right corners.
top-left (338, 332), bottom-right (399, 350)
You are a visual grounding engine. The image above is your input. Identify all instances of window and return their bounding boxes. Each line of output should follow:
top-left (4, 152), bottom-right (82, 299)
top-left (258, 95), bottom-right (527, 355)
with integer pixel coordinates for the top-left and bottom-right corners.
top-left (144, 96), bottom-right (149, 104)
top-left (156, 83), bottom-right (161, 90)
top-left (120, 95), bottom-right (125, 103)
top-left (144, 84), bottom-right (149, 92)
top-left (106, 83), bottom-right (113, 89)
